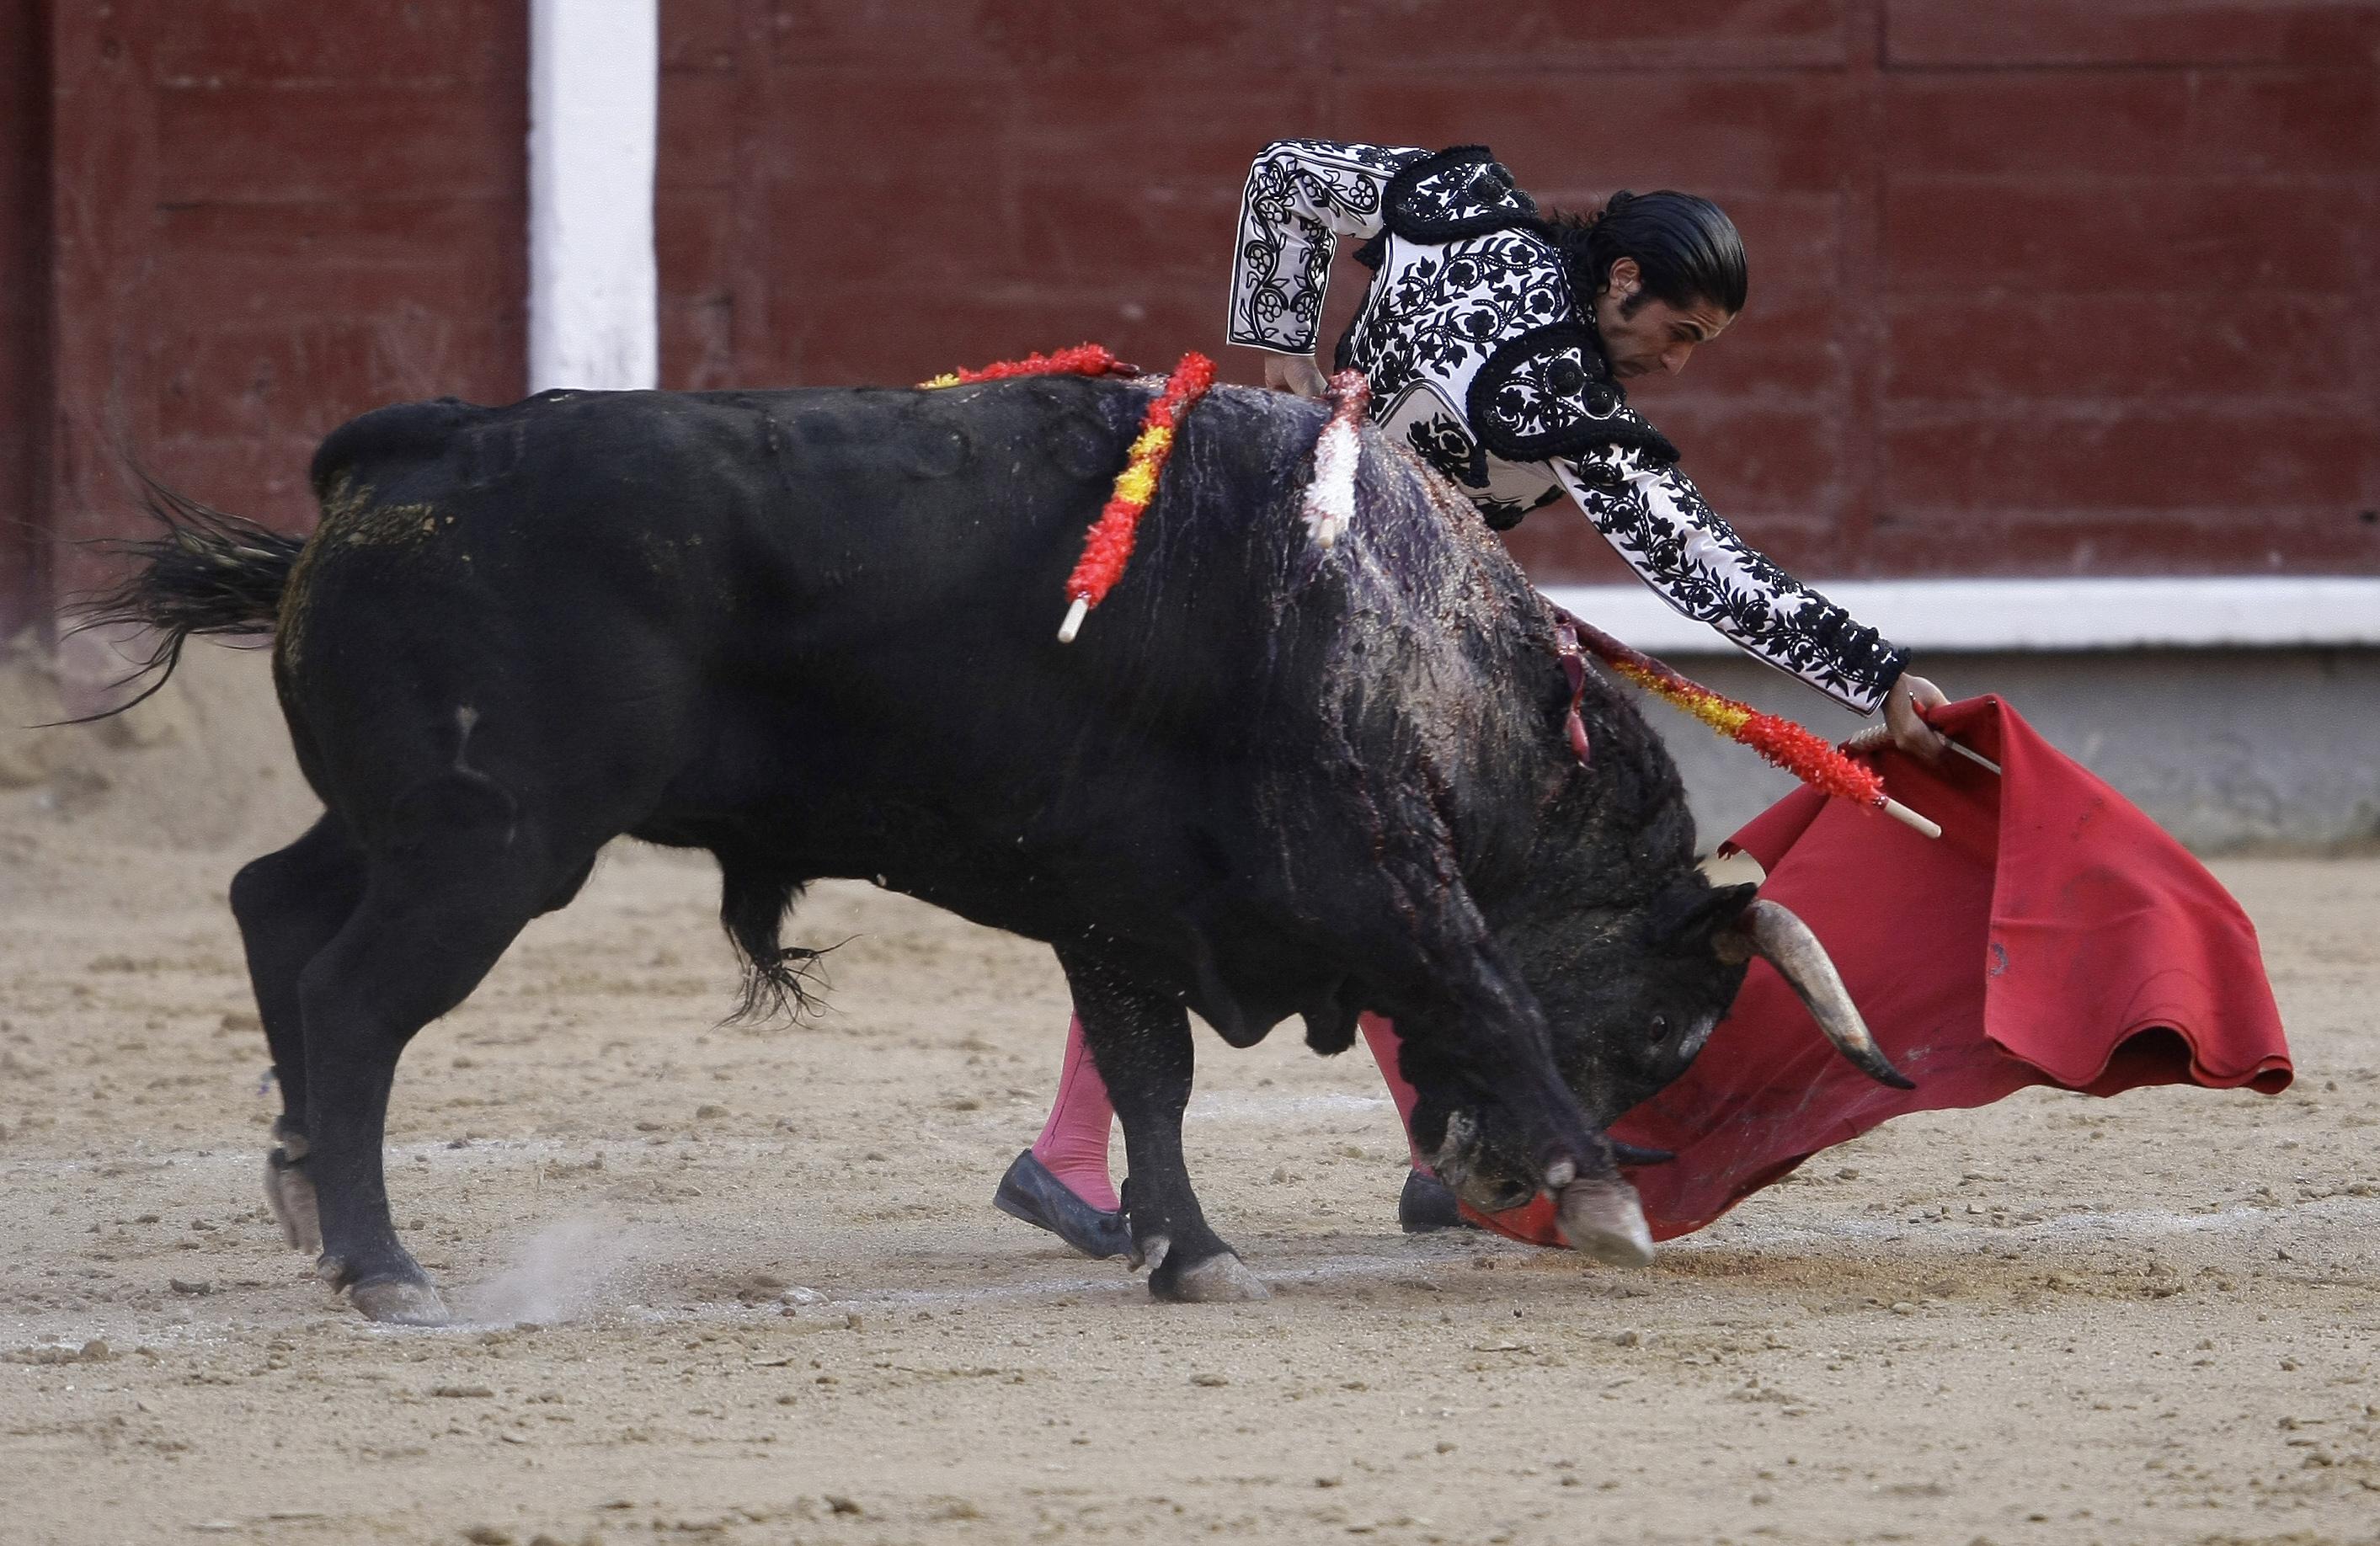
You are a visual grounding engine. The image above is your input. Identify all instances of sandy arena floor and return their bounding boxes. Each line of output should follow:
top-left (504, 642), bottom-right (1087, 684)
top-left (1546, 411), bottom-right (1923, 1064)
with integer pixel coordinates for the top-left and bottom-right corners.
top-left (3, 648), bottom-right (2377, 1546)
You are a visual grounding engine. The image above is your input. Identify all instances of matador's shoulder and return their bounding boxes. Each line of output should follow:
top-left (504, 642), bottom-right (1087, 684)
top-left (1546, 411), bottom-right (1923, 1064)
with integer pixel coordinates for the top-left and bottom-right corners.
top-left (1258, 138), bottom-right (1423, 174)
top-left (1381, 145), bottom-right (1540, 243)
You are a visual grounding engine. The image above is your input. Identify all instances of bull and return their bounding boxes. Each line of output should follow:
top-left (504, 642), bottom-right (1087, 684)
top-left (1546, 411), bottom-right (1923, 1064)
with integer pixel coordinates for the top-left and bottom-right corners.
top-left (88, 374), bottom-right (1901, 1323)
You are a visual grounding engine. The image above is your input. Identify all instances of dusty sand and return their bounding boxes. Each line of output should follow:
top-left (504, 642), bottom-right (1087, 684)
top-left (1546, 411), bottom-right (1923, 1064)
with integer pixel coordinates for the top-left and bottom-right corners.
top-left (3, 646), bottom-right (2377, 1546)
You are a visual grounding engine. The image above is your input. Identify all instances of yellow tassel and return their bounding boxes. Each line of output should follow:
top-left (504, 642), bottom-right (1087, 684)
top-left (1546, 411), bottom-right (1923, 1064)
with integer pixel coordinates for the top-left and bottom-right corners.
top-left (1614, 659), bottom-right (1754, 734)
top-left (1113, 462), bottom-right (1158, 507)
top-left (1698, 701), bottom-right (1754, 734)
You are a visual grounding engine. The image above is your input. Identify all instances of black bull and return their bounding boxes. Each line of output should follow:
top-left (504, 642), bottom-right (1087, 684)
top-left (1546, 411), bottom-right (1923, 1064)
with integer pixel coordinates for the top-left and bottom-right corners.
top-left (95, 376), bottom-right (1902, 1321)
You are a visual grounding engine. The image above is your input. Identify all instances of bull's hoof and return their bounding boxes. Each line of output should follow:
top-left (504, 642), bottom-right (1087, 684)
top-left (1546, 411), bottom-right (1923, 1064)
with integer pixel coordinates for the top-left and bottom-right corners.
top-left (347, 1277), bottom-right (452, 1326)
top-left (1151, 1251), bottom-right (1270, 1303)
top-left (1556, 1177), bottom-right (1656, 1269)
top-left (263, 1149), bottom-right (322, 1255)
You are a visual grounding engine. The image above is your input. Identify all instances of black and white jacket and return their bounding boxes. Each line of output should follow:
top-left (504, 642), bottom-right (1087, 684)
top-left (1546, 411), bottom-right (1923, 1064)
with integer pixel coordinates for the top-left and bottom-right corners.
top-left (1227, 138), bottom-right (1908, 715)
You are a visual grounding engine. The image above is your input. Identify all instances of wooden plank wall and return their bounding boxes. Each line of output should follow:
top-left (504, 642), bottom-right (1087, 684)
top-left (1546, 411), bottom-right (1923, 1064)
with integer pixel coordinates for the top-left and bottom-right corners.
top-left (6, 1), bottom-right (2373, 622)
top-left (657, 0), bottom-right (2380, 584)
top-left (35, 0), bottom-right (527, 603)
top-left (0, 0), bottom-right (46, 637)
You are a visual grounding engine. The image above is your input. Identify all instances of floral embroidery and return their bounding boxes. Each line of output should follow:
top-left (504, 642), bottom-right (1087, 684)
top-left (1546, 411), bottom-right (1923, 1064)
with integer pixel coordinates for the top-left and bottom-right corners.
top-left (1404, 412), bottom-right (1487, 490)
top-left (1474, 493), bottom-right (1540, 531)
top-left (1228, 140), bottom-right (1423, 355)
top-left (1351, 233), bottom-right (1573, 393)
top-left (1557, 449), bottom-right (1908, 712)
top-left (1464, 324), bottom-right (1669, 466)
top-left (1383, 145), bottom-right (1540, 242)
top-left (1224, 139), bottom-right (1908, 712)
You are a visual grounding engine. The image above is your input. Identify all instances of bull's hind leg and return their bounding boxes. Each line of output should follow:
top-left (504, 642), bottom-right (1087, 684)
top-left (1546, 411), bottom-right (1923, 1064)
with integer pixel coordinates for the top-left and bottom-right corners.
top-left (1058, 948), bottom-right (1268, 1303)
top-left (296, 788), bottom-right (586, 1324)
top-left (228, 816), bottom-right (370, 1255)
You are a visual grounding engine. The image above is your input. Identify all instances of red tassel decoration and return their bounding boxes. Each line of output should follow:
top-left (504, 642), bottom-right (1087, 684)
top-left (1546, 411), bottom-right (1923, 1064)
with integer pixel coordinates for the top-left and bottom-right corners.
top-left (916, 344), bottom-right (1138, 389)
top-left (1546, 600), bottom-right (1939, 836)
top-left (1057, 352), bottom-right (1216, 642)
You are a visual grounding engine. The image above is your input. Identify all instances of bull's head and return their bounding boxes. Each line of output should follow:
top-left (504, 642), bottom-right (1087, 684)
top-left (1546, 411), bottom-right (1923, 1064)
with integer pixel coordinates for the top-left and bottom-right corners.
top-left (1413, 874), bottom-right (1908, 1254)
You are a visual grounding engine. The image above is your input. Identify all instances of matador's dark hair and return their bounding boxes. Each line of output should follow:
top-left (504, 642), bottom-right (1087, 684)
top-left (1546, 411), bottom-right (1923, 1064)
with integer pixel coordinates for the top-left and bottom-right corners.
top-left (1544, 190), bottom-right (1749, 317)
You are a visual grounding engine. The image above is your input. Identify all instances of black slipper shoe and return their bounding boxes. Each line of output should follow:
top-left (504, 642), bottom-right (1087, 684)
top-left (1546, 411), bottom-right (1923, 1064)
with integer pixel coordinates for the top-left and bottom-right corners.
top-left (994, 1149), bottom-right (1133, 1260)
top-left (1398, 1167), bottom-right (1475, 1233)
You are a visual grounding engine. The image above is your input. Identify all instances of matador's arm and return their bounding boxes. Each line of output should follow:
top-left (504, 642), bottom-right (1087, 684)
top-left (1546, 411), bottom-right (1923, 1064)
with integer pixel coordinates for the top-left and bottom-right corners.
top-left (1225, 139), bottom-right (1424, 356)
top-left (1554, 449), bottom-right (1908, 714)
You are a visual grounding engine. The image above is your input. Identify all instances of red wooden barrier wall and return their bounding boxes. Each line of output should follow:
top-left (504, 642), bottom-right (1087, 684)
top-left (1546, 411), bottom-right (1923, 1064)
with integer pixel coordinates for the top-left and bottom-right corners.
top-left (3, 1), bottom-right (2374, 637)
top-left (0, 0), bottom-right (46, 637)
top-left (8, 0), bottom-right (527, 626)
top-left (657, 0), bottom-right (2380, 587)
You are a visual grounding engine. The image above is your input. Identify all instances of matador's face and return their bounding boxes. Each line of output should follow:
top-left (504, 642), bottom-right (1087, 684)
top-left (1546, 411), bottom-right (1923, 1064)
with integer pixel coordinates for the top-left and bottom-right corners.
top-left (1593, 257), bottom-right (1736, 381)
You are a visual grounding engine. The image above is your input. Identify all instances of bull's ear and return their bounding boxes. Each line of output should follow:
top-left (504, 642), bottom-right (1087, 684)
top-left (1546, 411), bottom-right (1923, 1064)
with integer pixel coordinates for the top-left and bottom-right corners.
top-left (1641, 880), bottom-right (1759, 957)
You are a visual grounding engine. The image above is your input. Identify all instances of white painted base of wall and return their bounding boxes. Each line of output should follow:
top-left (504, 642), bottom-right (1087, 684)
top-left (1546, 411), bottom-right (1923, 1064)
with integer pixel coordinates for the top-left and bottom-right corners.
top-left (1542, 577), bottom-right (2380, 655)
top-left (1636, 647), bottom-right (2380, 852)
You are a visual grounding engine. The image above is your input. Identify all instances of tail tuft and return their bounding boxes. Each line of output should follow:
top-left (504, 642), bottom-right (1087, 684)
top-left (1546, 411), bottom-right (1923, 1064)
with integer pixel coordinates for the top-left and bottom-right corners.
top-left (716, 862), bottom-right (842, 1026)
top-left (59, 470), bottom-right (306, 722)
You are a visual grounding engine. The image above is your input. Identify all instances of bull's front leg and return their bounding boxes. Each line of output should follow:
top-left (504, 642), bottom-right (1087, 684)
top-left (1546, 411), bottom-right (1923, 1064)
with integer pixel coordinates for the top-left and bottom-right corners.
top-left (1055, 947), bottom-right (1268, 1303)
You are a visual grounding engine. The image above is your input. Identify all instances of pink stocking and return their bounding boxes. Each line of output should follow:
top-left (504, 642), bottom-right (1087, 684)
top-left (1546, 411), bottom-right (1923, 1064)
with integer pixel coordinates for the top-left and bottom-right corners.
top-left (1358, 1012), bottom-right (1430, 1170)
top-left (1030, 1015), bottom-right (1120, 1212)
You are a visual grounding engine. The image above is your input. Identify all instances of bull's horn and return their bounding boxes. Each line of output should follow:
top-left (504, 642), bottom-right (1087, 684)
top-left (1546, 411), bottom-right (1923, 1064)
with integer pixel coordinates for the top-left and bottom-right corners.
top-left (1556, 1176), bottom-right (1655, 1268)
top-left (1732, 898), bottom-right (1915, 1090)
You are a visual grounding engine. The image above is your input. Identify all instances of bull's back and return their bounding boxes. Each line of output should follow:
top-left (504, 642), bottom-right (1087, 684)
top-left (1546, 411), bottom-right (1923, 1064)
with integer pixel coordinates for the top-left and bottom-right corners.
top-left (280, 391), bottom-right (795, 829)
top-left (275, 378), bottom-right (1556, 888)
top-left (299, 382), bottom-right (1152, 643)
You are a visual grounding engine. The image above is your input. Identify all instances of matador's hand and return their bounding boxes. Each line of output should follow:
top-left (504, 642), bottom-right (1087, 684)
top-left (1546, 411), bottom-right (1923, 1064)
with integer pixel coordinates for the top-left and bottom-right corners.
top-left (1884, 673), bottom-right (1952, 760)
top-left (1264, 354), bottom-right (1329, 398)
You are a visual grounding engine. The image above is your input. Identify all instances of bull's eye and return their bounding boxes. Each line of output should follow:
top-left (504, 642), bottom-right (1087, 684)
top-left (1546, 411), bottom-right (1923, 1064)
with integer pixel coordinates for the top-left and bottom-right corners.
top-left (1649, 1014), bottom-right (1669, 1042)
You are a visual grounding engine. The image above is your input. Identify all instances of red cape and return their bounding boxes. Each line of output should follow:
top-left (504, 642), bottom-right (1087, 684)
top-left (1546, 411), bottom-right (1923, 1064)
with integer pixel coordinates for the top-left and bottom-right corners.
top-left (1466, 696), bottom-right (2292, 1246)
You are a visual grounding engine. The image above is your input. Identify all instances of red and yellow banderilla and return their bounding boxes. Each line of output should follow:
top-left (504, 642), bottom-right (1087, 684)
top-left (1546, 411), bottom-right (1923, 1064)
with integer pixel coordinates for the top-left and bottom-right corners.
top-left (1545, 600), bottom-right (1941, 840)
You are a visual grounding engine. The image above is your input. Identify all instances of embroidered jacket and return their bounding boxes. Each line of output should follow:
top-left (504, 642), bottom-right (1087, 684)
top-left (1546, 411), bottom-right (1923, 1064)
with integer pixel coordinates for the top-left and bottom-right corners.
top-left (1226, 138), bottom-right (1908, 715)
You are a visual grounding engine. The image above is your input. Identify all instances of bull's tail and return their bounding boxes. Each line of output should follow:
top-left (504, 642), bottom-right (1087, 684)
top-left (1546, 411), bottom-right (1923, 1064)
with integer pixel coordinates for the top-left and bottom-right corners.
top-left (60, 472), bottom-right (307, 721)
